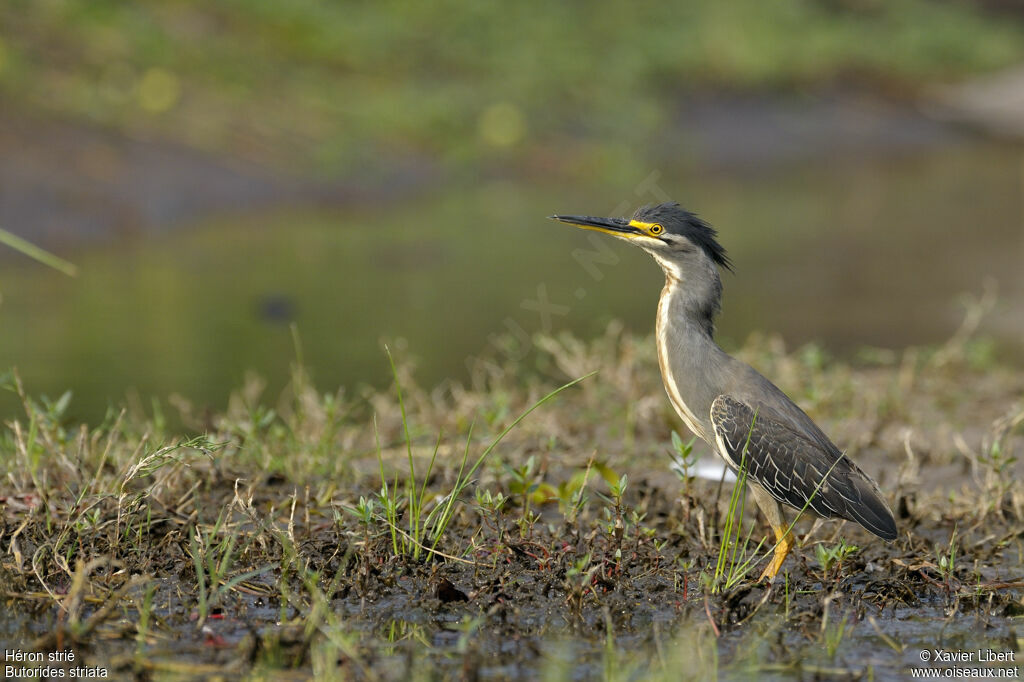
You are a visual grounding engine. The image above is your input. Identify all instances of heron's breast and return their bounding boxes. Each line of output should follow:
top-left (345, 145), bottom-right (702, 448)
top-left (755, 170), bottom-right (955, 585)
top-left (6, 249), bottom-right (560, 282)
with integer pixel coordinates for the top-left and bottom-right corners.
top-left (655, 288), bottom-right (711, 443)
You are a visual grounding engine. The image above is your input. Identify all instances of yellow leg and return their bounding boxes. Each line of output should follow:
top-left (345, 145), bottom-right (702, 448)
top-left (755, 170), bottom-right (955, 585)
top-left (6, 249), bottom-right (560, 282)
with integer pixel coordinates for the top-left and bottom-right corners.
top-left (758, 524), bottom-right (795, 582)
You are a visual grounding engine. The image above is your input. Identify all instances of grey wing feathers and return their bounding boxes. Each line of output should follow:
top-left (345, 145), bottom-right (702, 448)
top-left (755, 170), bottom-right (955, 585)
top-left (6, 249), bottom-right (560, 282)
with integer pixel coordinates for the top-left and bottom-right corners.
top-left (710, 395), bottom-right (896, 541)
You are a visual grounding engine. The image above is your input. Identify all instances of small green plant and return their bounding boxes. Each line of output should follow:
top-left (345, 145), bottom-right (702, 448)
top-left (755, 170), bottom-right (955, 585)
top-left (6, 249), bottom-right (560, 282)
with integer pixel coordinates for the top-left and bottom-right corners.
top-left (341, 495), bottom-right (377, 582)
top-left (474, 487), bottom-right (507, 517)
top-left (978, 427), bottom-right (1020, 520)
top-left (506, 454), bottom-right (539, 502)
top-left (564, 553), bottom-right (599, 617)
top-left (814, 539), bottom-right (859, 580)
top-left (936, 528), bottom-right (958, 585)
top-left (597, 473), bottom-right (628, 572)
top-left (342, 495), bottom-right (376, 527)
top-left (668, 430), bottom-right (699, 493)
top-left (556, 459), bottom-right (594, 526)
top-left (475, 488), bottom-right (508, 559)
top-left (630, 509), bottom-right (655, 552)
top-left (506, 454), bottom-right (548, 537)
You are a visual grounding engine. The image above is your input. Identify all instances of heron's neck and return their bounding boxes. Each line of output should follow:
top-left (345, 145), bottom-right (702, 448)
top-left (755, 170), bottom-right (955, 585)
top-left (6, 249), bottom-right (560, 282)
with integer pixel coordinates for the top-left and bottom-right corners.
top-left (652, 256), bottom-right (722, 338)
top-left (654, 272), bottom-right (727, 443)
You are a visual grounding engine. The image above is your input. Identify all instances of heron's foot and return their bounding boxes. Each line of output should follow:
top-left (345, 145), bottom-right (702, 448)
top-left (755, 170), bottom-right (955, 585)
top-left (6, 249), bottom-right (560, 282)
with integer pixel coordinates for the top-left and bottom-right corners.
top-left (758, 526), bottom-right (795, 582)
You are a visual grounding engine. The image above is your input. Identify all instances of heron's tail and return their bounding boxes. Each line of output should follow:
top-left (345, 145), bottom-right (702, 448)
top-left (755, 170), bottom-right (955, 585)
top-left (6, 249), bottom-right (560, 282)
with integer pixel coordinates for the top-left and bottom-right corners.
top-left (840, 465), bottom-right (897, 541)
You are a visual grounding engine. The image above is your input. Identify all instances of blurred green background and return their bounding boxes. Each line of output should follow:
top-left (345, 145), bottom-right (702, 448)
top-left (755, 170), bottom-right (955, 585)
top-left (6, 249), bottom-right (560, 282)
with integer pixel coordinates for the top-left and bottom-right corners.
top-left (1, 0), bottom-right (1023, 422)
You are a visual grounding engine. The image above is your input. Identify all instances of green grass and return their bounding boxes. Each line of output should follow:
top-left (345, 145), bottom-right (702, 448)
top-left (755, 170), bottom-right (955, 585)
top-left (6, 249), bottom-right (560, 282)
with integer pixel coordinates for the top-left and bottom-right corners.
top-left (1, 1), bottom-right (1022, 175)
top-left (374, 344), bottom-right (595, 561)
top-left (0, 227), bottom-right (78, 277)
top-left (1, 327), bottom-right (1022, 679)
top-left (711, 410), bottom-right (761, 593)
top-left (189, 509), bottom-right (274, 629)
top-left (709, 416), bottom-right (854, 593)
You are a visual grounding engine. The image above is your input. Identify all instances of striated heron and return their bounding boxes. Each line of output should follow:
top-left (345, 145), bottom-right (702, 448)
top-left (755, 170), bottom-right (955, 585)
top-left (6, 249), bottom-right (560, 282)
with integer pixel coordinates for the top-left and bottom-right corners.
top-left (551, 202), bottom-right (896, 581)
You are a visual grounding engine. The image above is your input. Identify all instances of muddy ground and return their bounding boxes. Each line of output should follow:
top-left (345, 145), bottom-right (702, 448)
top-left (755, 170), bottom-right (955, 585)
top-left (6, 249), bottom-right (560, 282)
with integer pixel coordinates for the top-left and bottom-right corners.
top-left (1, 322), bottom-right (1023, 680)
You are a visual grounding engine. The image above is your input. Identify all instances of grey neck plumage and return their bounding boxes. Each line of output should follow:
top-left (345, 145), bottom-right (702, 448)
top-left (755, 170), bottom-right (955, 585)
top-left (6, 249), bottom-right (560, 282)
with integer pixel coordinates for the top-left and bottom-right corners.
top-left (652, 254), bottom-right (732, 444)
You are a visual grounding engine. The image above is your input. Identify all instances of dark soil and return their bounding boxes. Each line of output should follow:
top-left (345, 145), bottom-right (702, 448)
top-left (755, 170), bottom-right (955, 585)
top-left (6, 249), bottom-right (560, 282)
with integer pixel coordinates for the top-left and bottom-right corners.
top-left (2, 327), bottom-right (1023, 680)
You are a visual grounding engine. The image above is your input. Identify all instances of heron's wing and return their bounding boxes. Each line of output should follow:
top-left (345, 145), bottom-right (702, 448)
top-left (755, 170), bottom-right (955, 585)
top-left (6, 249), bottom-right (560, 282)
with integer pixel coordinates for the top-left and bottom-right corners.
top-left (710, 394), bottom-right (896, 541)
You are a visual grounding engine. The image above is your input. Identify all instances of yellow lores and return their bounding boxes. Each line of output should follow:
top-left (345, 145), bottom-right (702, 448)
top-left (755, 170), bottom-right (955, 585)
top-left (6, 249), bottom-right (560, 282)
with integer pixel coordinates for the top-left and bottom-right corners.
top-left (572, 219), bottom-right (664, 239)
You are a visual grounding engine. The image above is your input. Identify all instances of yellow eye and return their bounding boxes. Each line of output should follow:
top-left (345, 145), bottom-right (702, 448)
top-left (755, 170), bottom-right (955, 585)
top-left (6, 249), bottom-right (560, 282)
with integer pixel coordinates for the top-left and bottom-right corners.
top-left (649, 224), bottom-right (664, 235)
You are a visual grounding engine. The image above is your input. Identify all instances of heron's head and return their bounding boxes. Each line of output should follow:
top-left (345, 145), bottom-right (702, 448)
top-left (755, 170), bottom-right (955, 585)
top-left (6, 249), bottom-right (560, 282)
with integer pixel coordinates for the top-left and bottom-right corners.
top-left (550, 201), bottom-right (731, 278)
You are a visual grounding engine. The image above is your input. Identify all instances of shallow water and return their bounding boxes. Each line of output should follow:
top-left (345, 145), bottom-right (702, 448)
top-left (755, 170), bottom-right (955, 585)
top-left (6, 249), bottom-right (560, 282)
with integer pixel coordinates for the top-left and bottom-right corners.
top-left (1, 132), bottom-right (1022, 423)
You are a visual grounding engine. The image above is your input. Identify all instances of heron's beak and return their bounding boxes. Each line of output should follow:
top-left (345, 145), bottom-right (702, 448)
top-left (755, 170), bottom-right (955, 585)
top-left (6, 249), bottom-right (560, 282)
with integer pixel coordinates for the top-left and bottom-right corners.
top-left (549, 214), bottom-right (643, 239)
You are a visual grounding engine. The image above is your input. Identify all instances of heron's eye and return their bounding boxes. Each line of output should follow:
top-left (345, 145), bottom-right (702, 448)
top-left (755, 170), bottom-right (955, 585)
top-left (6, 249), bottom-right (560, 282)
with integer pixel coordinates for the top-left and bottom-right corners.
top-left (649, 224), bottom-right (664, 235)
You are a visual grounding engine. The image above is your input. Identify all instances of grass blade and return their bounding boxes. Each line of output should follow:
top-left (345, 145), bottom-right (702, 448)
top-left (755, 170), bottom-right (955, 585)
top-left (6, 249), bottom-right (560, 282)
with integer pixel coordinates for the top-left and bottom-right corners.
top-left (0, 227), bottom-right (78, 277)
